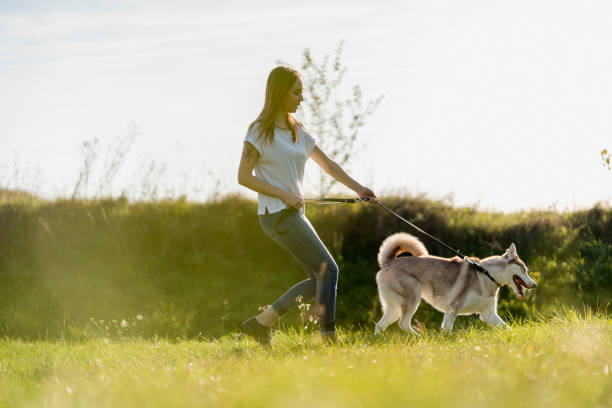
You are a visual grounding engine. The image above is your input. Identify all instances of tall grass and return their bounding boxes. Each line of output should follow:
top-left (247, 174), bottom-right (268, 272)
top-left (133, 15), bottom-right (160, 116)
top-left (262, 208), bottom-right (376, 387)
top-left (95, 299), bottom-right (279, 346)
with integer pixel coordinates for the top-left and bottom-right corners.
top-left (0, 193), bottom-right (609, 340)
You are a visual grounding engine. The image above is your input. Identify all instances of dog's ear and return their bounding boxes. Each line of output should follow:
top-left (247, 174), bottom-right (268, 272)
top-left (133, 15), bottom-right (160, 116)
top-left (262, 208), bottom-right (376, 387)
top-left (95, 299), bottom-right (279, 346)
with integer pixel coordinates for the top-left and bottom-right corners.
top-left (507, 243), bottom-right (517, 260)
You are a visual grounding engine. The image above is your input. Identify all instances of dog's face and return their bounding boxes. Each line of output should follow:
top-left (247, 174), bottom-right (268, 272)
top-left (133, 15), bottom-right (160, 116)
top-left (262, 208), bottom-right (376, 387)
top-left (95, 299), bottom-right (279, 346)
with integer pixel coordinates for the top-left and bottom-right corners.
top-left (487, 243), bottom-right (536, 300)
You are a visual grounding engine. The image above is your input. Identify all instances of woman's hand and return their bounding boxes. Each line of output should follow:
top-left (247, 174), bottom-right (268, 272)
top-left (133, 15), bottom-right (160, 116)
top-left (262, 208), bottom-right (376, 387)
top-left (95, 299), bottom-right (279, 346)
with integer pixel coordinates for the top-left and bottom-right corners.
top-left (281, 191), bottom-right (305, 210)
top-left (356, 186), bottom-right (378, 204)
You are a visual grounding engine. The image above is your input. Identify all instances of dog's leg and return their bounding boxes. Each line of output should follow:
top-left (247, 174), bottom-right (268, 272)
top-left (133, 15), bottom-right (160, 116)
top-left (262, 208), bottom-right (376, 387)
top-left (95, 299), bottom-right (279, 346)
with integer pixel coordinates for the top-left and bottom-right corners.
top-left (375, 305), bottom-right (401, 335)
top-left (397, 302), bottom-right (420, 336)
top-left (397, 276), bottom-right (421, 336)
top-left (375, 279), bottom-right (404, 335)
top-left (441, 304), bottom-right (459, 332)
top-left (481, 310), bottom-right (506, 328)
top-left (375, 292), bottom-right (402, 335)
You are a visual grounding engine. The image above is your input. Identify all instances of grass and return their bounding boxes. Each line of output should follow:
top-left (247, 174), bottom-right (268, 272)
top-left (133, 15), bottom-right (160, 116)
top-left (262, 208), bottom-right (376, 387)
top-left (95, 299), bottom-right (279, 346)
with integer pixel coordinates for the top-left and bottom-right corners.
top-left (0, 310), bottom-right (610, 408)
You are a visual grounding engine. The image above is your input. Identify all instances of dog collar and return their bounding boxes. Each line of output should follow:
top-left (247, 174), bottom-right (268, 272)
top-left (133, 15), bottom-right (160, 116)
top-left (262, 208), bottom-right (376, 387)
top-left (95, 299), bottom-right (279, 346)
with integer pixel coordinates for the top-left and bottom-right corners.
top-left (482, 270), bottom-right (501, 287)
top-left (465, 259), bottom-right (500, 287)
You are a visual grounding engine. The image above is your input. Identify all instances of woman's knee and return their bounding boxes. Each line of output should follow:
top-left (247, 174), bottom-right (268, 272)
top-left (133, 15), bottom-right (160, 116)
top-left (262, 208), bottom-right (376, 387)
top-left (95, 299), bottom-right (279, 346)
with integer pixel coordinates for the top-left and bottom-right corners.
top-left (318, 259), bottom-right (338, 281)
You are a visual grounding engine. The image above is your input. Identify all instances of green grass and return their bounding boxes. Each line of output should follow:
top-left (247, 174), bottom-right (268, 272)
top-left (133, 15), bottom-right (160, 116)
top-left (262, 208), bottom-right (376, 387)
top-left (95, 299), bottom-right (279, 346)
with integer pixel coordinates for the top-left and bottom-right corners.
top-left (1, 310), bottom-right (610, 408)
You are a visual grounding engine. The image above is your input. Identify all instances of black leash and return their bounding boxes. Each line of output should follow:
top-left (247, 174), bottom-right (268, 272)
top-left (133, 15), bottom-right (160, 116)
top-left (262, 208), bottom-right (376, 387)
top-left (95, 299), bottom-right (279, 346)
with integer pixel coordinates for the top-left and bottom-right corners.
top-left (305, 197), bottom-right (499, 285)
top-left (304, 198), bottom-right (371, 205)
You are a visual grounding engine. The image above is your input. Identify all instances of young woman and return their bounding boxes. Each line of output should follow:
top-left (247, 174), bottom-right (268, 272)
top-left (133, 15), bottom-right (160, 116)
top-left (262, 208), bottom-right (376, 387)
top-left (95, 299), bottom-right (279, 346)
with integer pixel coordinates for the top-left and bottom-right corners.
top-left (237, 66), bottom-right (377, 345)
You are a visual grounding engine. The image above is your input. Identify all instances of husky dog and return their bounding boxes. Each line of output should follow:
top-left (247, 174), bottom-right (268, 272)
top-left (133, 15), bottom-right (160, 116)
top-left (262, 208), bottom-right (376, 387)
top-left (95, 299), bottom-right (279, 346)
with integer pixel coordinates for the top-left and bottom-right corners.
top-left (374, 233), bottom-right (537, 334)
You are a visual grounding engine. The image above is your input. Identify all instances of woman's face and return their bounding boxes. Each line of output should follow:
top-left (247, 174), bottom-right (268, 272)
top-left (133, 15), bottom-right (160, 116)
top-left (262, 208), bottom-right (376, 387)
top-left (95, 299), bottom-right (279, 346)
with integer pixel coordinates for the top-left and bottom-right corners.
top-left (282, 77), bottom-right (303, 113)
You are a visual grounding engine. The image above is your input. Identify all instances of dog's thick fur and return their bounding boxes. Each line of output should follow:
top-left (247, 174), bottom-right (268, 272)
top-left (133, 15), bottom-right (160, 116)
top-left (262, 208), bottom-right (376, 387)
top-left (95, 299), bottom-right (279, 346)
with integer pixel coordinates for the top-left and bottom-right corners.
top-left (374, 233), bottom-right (537, 334)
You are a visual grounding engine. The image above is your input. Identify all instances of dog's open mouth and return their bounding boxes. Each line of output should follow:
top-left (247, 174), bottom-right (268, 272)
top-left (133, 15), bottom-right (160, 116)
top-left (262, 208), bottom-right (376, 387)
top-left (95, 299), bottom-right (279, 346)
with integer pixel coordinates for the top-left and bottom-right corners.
top-left (513, 275), bottom-right (529, 301)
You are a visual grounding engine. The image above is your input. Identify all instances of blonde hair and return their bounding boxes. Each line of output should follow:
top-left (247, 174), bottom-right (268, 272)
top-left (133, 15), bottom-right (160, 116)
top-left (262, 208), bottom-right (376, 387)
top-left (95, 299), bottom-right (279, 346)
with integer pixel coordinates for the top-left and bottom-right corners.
top-left (249, 66), bottom-right (301, 144)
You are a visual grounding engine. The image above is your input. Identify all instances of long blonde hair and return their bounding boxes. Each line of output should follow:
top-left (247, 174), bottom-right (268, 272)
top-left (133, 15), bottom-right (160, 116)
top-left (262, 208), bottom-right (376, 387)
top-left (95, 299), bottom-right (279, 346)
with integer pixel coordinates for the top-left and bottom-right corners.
top-left (249, 66), bottom-right (301, 144)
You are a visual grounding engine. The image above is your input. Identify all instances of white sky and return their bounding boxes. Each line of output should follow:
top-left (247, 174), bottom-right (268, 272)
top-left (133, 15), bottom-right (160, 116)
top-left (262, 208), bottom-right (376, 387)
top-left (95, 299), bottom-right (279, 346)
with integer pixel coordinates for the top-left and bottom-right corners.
top-left (1, 0), bottom-right (611, 211)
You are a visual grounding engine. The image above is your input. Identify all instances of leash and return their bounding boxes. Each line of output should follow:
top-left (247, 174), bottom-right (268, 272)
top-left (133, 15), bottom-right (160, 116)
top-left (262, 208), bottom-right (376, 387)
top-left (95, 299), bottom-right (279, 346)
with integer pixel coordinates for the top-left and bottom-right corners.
top-left (375, 200), bottom-right (499, 285)
top-left (305, 197), bottom-right (499, 285)
top-left (304, 198), bottom-right (371, 205)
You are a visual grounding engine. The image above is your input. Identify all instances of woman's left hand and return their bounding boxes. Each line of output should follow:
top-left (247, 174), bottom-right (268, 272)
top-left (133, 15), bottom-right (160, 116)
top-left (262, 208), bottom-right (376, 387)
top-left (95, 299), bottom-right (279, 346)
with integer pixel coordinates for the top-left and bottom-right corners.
top-left (357, 186), bottom-right (378, 204)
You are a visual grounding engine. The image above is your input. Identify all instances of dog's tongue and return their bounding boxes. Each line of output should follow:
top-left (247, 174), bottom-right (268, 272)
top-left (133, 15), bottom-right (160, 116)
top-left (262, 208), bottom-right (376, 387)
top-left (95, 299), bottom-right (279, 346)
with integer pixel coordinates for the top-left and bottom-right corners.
top-left (520, 293), bottom-right (525, 301)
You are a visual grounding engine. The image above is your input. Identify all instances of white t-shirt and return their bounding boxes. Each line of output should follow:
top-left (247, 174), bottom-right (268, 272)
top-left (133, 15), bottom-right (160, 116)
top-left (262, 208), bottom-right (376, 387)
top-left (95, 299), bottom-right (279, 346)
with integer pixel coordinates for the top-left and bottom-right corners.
top-left (244, 122), bottom-right (316, 215)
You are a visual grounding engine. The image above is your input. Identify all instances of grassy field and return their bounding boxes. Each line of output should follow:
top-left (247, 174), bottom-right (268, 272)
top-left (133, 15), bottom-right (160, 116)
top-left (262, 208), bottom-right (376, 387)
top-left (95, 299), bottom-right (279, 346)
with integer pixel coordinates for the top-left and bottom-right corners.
top-left (0, 310), bottom-right (610, 408)
top-left (0, 194), bottom-right (610, 406)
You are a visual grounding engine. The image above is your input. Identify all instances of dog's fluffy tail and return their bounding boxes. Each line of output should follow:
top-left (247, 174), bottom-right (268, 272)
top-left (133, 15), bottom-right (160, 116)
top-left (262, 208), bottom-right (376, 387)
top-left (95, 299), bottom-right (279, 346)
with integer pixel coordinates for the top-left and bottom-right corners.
top-left (377, 232), bottom-right (428, 268)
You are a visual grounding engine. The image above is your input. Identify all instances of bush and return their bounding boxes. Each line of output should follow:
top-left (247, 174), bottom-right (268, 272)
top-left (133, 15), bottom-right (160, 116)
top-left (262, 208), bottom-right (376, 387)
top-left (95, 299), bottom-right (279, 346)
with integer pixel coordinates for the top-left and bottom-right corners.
top-left (0, 195), bottom-right (609, 339)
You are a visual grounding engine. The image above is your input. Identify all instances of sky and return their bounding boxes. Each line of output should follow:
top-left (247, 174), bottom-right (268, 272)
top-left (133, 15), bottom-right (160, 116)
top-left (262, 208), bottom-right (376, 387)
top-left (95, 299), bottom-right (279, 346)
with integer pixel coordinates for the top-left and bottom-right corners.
top-left (1, 0), bottom-right (611, 212)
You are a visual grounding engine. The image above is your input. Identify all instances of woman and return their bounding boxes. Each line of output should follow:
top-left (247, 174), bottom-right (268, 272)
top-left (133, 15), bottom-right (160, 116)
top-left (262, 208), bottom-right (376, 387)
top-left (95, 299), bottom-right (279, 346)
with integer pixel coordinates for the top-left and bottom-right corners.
top-left (237, 66), bottom-right (377, 345)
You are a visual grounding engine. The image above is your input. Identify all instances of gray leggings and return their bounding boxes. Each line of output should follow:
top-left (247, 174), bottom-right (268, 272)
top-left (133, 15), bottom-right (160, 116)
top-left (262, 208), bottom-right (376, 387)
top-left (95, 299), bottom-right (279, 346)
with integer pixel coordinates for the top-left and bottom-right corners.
top-left (259, 208), bottom-right (338, 333)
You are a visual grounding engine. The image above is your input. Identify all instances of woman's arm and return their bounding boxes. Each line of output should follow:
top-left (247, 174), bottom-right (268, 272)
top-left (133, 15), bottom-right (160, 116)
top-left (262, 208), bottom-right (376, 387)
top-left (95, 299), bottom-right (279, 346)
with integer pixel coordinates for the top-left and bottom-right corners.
top-left (237, 142), bottom-right (304, 209)
top-left (309, 145), bottom-right (377, 202)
